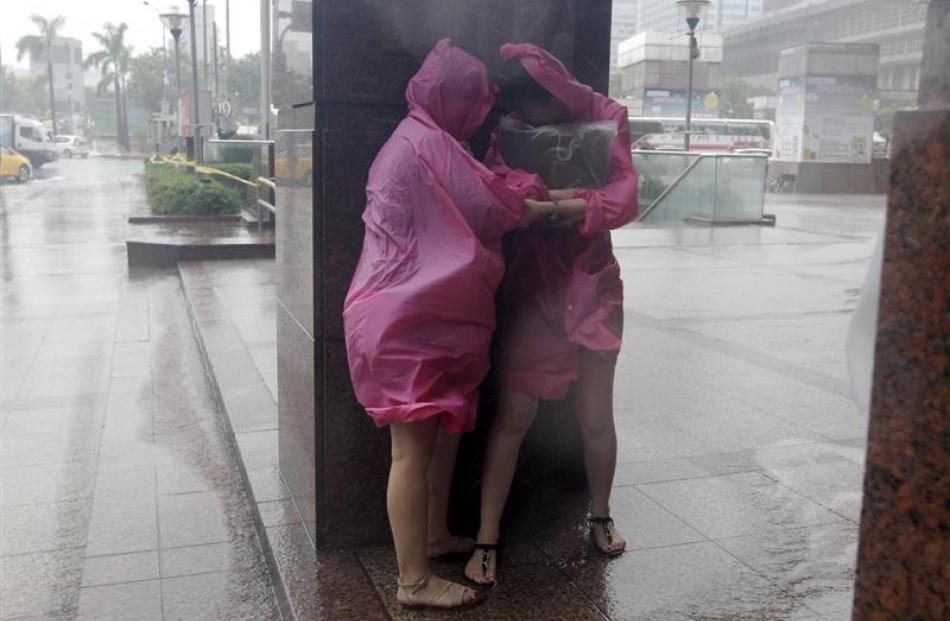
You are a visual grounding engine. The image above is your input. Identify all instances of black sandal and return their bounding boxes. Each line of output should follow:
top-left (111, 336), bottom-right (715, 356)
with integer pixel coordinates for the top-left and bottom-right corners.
top-left (465, 543), bottom-right (499, 587)
top-left (589, 516), bottom-right (626, 558)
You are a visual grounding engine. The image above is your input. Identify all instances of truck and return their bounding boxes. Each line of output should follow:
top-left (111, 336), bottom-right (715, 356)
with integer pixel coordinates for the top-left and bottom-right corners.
top-left (0, 114), bottom-right (58, 167)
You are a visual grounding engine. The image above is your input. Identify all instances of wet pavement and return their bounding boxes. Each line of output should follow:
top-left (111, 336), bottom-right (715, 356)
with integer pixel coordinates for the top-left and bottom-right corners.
top-left (178, 194), bottom-right (882, 619)
top-left (1, 158), bottom-right (280, 620)
top-left (2, 156), bottom-right (882, 620)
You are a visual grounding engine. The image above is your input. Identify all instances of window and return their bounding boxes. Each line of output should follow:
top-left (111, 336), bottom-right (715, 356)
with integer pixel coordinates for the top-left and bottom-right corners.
top-left (19, 126), bottom-right (43, 141)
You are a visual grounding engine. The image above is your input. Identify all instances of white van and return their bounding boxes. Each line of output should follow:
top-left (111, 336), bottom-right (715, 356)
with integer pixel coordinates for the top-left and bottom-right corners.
top-left (0, 114), bottom-right (58, 167)
top-left (51, 135), bottom-right (92, 158)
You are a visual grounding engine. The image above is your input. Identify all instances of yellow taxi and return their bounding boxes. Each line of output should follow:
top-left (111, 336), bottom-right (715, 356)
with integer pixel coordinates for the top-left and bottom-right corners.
top-left (0, 145), bottom-right (33, 183)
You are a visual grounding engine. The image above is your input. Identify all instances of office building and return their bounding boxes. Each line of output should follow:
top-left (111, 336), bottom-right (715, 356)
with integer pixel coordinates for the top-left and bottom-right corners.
top-left (28, 36), bottom-right (85, 120)
top-left (610, 0), bottom-right (640, 71)
top-left (722, 0), bottom-right (927, 102)
top-left (636, 0), bottom-right (764, 33)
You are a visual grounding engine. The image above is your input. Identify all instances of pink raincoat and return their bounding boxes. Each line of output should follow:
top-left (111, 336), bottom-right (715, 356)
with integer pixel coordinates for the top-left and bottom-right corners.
top-left (488, 43), bottom-right (639, 400)
top-left (343, 40), bottom-right (539, 434)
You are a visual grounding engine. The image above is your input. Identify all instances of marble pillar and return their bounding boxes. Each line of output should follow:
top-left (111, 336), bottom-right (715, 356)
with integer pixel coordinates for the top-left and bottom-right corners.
top-left (275, 0), bottom-right (613, 548)
top-left (852, 1), bottom-right (949, 617)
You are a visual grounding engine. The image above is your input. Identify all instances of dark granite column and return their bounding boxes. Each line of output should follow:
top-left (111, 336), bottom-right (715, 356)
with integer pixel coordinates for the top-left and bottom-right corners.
top-left (852, 1), bottom-right (949, 618)
top-left (275, 0), bottom-right (613, 548)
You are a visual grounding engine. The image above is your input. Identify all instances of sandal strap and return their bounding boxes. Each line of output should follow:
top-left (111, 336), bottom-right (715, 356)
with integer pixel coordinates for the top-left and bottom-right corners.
top-left (431, 580), bottom-right (458, 607)
top-left (397, 573), bottom-right (430, 595)
top-left (473, 542), bottom-right (499, 551)
top-left (589, 516), bottom-right (614, 525)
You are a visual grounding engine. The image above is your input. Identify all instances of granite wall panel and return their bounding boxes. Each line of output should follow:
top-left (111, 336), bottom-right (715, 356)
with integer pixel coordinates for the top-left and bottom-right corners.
top-left (852, 109), bottom-right (949, 620)
top-left (277, 0), bottom-right (614, 548)
top-left (277, 302), bottom-right (319, 541)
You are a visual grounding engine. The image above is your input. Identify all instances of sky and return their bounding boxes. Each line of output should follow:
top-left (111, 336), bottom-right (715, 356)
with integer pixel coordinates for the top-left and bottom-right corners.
top-left (1, 0), bottom-right (262, 70)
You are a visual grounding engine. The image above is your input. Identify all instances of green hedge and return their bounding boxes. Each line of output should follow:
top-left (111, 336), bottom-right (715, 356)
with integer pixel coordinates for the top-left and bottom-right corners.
top-left (209, 162), bottom-right (254, 180)
top-left (144, 162), bottom-right (242, 216)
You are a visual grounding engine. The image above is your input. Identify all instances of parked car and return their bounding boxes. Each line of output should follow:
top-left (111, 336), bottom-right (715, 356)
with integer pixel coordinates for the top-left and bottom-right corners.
top-left (0, 145), bottom-right (33, 182)
top-left (51, 135), bottom-right (91, 158)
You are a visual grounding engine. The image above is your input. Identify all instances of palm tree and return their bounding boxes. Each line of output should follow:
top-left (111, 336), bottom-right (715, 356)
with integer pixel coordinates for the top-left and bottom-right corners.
top-left (16, 15), bottom-right (66, 135)
top-left (85, 23), bottom-right (133, 152)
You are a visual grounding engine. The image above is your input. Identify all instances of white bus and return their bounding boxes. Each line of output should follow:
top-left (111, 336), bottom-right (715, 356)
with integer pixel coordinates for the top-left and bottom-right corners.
top-left (630, 117), bottom-right (774, 153)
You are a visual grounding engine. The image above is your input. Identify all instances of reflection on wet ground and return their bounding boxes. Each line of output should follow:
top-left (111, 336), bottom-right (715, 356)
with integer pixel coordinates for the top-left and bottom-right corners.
top-left (186, 193), bottom-right (880, 618)
top-left (1, 158), bottom-right (279, 620)
top-left (1, 158), bottom-right (881, 620)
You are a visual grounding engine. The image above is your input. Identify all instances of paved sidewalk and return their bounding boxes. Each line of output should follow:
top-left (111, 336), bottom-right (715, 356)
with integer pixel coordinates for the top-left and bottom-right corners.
top-left (1, 159), bottom-right (280, 620)
top-left (180, 193), bottom-right (882, 620)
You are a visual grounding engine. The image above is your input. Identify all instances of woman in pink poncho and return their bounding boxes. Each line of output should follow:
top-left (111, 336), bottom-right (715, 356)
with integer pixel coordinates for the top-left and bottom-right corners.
top-left (465, 44), bottom-right (639, 586)
top-left (343, 39), bottom-right (549, 608)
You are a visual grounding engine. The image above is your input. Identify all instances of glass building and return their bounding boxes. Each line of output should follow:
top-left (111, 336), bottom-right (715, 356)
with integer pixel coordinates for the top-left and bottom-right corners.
top-left (636, 0), bottom-right (765, 33)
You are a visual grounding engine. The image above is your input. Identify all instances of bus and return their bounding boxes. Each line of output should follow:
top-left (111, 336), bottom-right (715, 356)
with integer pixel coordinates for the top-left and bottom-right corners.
top-left (629, 117), bottom-right (774, 153)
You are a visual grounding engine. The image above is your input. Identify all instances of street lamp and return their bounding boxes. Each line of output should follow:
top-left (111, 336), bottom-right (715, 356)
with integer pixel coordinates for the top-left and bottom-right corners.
top-left (677, 0), bottom-right (710, 152)
top-left (159, 9), bottom-right (187, 116)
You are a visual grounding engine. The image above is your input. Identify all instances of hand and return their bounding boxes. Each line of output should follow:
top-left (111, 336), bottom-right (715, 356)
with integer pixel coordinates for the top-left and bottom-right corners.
top-left (520, 199), bottom-right (555, 228)
top-left (548, 188), bottom-right (579, 201)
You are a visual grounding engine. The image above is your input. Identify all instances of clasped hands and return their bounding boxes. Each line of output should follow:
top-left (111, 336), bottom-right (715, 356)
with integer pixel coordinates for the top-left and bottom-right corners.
top-left (520, 189), bottom-right (586, 228)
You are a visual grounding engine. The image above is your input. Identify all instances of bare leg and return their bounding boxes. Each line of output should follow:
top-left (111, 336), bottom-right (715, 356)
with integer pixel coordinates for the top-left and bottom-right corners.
top-left (426, 428), bottom-right (473, 556)
top-left (574, 348), bottom-right (625, 554)
top-left (465, 391), bottom-right (539, 584)
top-left (389, 418), bottom-right (477, 605)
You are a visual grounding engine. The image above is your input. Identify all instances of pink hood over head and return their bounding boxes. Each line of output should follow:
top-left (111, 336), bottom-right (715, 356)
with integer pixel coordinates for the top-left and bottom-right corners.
top-left (499, 43), bottom-right (593, 116)
top-left (406, 39), bottom-right (495, 141)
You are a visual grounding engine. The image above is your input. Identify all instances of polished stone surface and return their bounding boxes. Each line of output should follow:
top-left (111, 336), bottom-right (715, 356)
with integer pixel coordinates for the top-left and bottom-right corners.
top-left (275, 0), bottom-right (617, 550)
top-left (189, 192), bottom-right (882, 619)
top-left (0, 158), bottom-right (280, 620)
top-left (852, 108), bottom-right (949, 620)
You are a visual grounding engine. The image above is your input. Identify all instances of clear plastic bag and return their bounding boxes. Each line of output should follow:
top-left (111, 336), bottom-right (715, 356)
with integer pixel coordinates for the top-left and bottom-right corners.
top-left (498, 116), bottom-right (617, 190)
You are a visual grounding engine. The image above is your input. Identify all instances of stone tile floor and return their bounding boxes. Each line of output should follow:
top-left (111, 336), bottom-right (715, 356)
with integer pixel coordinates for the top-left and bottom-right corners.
top-left (1, 159), bottom-right (280, 620)
top-left (2, 158), bottom-right (883, 620)
top-left (177, 194), bottom-right (883, 620)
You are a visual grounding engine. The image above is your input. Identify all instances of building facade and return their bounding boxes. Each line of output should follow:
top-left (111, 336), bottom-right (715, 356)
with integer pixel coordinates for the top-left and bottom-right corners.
top-left (722, 0), bottom-right (927, 102)
top-left (636, 0), bottom-right (764, 33)
top-left (618, 31), bottom-right (723, 116)
top-left (28, 36), bottom-right (85, 122)
top-left (610, 0), bottom-right (640, 70)
top-left (179, 4), bottom-right (218, 71)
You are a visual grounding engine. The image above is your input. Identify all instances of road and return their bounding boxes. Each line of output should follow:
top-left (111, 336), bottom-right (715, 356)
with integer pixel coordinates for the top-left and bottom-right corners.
top-left (1, 157), bottom-right (280, 620)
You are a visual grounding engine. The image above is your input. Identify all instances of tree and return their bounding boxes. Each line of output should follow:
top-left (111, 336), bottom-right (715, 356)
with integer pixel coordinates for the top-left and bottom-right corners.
top-left (86, 23), bottom-right (133, 151)
top-left (127, 47), bottom-right (169, 114)
top-left (718, 75), bottom-right (774, 119)
top-left (1, 66), bottom-right (48, 114)
top-left (15, 14), bottom-right (66, 134)
top-left (225, 52), bottom-right (260, 121)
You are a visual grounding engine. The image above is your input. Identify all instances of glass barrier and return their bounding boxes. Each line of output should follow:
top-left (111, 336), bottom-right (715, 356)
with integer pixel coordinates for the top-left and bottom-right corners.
top-left (636, 153), bottom-right (768, 226)
top-left (632, 151), bottom-right (698, 210)
top-left (712, 156), bottom-right (767, 222)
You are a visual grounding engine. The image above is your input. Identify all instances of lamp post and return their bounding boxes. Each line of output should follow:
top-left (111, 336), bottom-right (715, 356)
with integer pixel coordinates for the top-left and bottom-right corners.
top-left (160, 9), bottom-right (187, 153)
top-left (677, 0), bottom-right (710, 152)
top-left (187, 0), bottom-right (203, 164)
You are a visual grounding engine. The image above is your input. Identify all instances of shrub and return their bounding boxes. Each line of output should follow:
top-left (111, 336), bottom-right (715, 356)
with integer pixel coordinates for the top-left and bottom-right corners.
top-left (640, 174), bottom-right (666, 201)
top-left (211, 162), bottom-right (254, 180)
top-left (144, 162), bottom-right (242, 215)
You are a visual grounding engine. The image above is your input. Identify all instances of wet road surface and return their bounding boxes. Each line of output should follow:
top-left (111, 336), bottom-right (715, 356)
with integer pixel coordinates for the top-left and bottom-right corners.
top-left (1, 158), bottom-right (280, 620)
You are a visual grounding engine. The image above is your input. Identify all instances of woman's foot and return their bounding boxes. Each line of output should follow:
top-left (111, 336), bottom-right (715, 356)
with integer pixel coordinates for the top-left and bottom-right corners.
top-left (589, 516), bottom-right (626, 557)
top-left (464, 543), bottom-right (498, 587)
top-left (427, 534), bottom-right (475, 559)
top-left (396, 573), bottom-right (480, 609)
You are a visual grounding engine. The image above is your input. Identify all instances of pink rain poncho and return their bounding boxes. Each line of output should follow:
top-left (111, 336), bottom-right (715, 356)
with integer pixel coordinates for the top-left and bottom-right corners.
top-left (343, 40), bottom-right (538, 434)
top-left (488, 43), bottom-right (639, 401)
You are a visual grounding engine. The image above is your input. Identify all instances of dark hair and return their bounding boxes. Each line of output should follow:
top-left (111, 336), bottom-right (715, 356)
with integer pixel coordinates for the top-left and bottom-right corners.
top-left (496, 58), bottom-right (552, 110)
